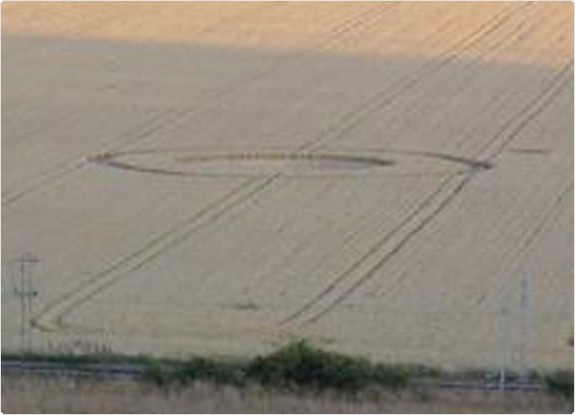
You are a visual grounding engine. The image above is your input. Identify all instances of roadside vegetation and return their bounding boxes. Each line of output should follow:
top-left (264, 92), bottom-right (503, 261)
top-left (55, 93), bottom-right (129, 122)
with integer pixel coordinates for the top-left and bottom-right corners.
top-left (143, 340), bottom-right (440, 392)
top-left (5, 373), bottom-right (572, 414)
top-left (3, 340), bottom-right (572, 404)
top-left (543, 370), bottom-right (574, 401)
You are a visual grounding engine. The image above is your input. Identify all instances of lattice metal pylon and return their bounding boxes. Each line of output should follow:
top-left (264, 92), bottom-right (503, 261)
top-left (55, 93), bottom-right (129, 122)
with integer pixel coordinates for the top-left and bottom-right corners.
top-left (13, 253), bottom-right (40, 353)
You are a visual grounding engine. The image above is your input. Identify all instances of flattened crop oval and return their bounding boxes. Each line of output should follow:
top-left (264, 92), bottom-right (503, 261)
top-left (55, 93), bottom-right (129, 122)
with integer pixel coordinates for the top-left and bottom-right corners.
top-left (88, 149), bottom-right (491, 178)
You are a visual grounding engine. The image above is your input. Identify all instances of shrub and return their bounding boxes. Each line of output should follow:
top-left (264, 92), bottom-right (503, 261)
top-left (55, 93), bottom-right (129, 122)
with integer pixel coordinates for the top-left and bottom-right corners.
top-left (544, 370), bottom-right (574, 401)
top-left (143, 358), bottom-right (246, 387)
top-left (5, 341), bottom-right (437, 393)
top-left (246, 340), bottom-right (410, 392)
top-left (178, 358), bottom-right (245, 386)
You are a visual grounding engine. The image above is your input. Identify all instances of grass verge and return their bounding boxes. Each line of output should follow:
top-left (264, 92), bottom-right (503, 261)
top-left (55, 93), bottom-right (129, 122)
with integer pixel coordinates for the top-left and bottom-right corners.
top-left (142, 340), bottom-right (440, 393)
top-left (3, 340), bottom-right (572, 401)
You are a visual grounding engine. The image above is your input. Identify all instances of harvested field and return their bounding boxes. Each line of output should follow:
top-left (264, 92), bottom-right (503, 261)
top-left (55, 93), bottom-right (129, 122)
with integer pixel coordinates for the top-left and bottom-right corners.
top-left (2, 2), bottom-right (573, 371)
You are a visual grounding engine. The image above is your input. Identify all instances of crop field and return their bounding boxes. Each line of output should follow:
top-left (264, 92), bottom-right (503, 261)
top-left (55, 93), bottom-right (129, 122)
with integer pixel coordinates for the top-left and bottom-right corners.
top-left (2, 2), bottom-right (573, 370)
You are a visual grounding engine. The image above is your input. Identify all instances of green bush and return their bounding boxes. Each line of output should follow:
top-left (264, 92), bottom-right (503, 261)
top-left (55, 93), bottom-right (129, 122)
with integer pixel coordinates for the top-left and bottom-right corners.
top-left (544, 370), bottom-right (574, 401)
top-left (143, 358), bottom-right (246, 387)
top-left (178, 358), bottom-right (245, 386)
top-left (3, 341), bottom-right (437, 393)
top-left (246, 340), bottom-right (410, 391)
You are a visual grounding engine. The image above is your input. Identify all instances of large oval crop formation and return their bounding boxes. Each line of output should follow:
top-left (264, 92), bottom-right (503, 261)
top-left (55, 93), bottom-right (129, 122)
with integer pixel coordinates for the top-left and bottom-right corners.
top-left (2, 2), bottom-right (572, 371)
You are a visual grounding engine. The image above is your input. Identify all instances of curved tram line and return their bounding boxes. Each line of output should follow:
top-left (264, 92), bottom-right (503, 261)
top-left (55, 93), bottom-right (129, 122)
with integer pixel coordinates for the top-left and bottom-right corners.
top-left (34, 147), bottom-right (491, 334)
top-left (31, 4), bottom-right (554, 336)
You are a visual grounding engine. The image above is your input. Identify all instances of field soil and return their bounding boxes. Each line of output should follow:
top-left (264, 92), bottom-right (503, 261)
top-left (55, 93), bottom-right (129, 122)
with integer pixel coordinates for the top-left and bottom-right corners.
top-left (2, 2), bottom-right (573, 370)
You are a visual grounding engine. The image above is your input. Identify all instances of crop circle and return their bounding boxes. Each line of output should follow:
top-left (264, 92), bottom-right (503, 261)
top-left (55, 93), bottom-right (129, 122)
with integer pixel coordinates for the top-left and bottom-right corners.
top-left (88, 149), bottom-right (491, 178)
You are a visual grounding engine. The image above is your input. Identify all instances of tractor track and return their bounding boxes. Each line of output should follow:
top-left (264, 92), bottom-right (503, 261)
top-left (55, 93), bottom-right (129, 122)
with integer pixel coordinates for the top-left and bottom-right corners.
top-left (29, 2), bottom-right (406, 332)
top-left (2, 1), bottom-right (517, 207)
top-left (466, 182), bottom-right (573, 307)
top-left (1, 2), bottom-right (394, 207)
top-left (31, 3), bottom-right (556, 335)
top-left (281, 60), bottom-right (573, 327)
top-left (33, 176), bottom-right (274, 331)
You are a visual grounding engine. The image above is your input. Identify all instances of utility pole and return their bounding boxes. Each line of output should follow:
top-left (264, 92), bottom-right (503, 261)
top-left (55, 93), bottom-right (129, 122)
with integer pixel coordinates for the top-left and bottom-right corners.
top-left (519, 274), bottom-right (530, 385)
top-left (496, 274), bottom-right (531, 391)
top-left (496, 278), bottom-right (511, 392)
top-left (498, 301), bottom-right (509, 391)
top-left (13, 253), bottom-right (39, 353)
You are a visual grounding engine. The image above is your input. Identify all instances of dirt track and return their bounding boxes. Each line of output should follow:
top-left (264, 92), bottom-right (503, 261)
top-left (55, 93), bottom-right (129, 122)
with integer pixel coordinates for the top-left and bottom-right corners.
top-left (2, 2), bottom-right (573, 370)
